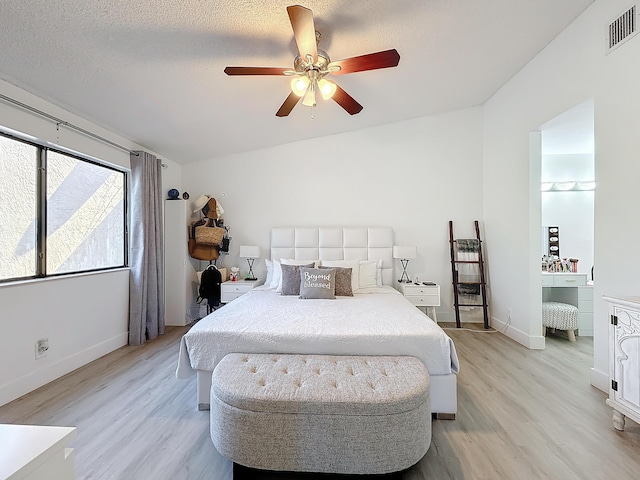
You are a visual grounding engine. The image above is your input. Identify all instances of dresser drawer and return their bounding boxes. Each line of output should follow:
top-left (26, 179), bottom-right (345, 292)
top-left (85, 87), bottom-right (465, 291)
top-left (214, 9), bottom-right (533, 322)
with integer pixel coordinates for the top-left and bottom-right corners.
top-left (402, 285), bottom-right (439, 296)
top-left (221, 291), bottom-right (244, 303)
top-left (405, 294), bottom-right (440, 307)
top-left (553, 274), bottom-right (586, 287)
top-left (578, 286), bottom-right (593, 301)
top-left (223, 283), bottom-right (253, 294)
top-left (541, 275), bottom-right (554, 286)
top-left (578, 300), bottom-right (593, 313)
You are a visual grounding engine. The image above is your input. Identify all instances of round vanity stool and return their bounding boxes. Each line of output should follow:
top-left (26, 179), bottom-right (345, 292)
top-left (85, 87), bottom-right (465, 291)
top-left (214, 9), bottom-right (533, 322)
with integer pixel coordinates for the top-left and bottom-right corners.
top-left (542, 301), bottom-right (578, 341)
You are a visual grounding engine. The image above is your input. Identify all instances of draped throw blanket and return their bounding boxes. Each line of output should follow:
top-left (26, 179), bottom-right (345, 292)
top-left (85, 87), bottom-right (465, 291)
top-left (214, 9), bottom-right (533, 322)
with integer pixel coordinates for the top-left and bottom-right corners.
top-left (455, 239), bottom-right (481, 302)
top-left (129, 151), bottom-right (165, 345)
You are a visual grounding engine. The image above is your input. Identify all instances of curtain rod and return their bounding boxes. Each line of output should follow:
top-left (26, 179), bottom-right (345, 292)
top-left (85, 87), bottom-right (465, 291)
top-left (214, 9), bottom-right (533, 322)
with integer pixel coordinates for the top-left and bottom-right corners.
top-left (0, 92), bottom-right (139, 156)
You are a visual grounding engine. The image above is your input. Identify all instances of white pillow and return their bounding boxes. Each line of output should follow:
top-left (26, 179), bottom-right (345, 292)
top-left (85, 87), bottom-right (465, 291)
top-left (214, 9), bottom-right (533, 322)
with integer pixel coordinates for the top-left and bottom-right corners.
top-left (359, 260), bottom-right (382, 289)
top-left (265, 259), bottom-right (274, 288)
top-left (276, 258), bottom-right (319, 292)
top-left (320, 259), bottom-right (359, 293)
top-left (269, 259), bottom-right (282, 289)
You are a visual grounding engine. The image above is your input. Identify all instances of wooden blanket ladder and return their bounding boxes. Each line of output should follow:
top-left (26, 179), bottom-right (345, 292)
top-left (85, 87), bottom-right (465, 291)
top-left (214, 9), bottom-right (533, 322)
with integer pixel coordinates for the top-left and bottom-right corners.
top-left (449, 220), bottom-right (489, 329)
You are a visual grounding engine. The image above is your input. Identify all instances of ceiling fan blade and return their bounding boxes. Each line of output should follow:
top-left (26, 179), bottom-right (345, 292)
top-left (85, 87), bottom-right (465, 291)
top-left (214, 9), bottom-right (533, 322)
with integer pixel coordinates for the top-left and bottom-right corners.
top-left (224, 66), bottom-right (290, 76)
top-left (287, 5), bottom-right (317, 63)
top-left (332, 84), bottom-right (363, 115)
top-left (330, 49), bottom-right (400, 76)
top-left (276, 91), bottom-right (301, 117)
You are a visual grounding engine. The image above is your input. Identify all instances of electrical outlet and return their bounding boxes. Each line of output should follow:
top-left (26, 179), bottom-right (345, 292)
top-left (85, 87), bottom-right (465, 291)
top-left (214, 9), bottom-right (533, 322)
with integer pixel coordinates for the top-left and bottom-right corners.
top-left (35, 338), bottom-right (49, 359)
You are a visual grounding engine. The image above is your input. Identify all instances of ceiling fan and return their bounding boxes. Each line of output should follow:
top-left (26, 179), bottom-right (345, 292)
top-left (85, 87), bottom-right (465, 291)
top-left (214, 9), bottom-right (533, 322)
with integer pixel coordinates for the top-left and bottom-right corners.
top-left (224, 5), bottom-right (400, 117)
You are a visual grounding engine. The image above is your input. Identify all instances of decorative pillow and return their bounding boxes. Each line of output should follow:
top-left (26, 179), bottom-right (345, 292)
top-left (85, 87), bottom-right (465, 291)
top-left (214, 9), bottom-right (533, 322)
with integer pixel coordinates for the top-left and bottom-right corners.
top-left (299, 268), bottom-right (336, 300)
top-left (276, 258), bottom-right (319, 293)
top-left (319, 266), bottom-right (352, 296)
top-left (359, 260), bottom-right (380, 289)
top-left (320, 259), bottom-right (359, 293)
top-left (280, 263), bottom-right (315, 295)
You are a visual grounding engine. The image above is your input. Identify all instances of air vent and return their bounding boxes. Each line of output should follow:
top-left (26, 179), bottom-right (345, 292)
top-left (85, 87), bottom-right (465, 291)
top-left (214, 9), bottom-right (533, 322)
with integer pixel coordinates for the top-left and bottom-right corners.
top-left (607, 5), bottom-right (638, 53)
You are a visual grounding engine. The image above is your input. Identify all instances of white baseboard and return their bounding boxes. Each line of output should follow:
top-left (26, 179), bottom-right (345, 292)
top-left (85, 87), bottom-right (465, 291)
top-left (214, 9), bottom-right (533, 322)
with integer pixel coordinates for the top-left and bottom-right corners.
top-left (0, 332), bottom-right (128, 408)
top-left (590, 367), bottom-right (608, 393)
top-left (490, 316), bottom-right (545, 349)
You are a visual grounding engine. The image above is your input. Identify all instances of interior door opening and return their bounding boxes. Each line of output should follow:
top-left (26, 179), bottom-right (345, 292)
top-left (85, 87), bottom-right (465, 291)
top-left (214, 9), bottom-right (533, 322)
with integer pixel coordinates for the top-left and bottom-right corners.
top-left (539, 99), bottom-right (595, 347)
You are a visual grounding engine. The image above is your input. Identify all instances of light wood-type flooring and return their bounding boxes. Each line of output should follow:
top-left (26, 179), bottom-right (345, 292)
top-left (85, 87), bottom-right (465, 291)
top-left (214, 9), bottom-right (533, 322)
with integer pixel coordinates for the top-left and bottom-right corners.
top-left (1, 324), bottom-right (639, 480)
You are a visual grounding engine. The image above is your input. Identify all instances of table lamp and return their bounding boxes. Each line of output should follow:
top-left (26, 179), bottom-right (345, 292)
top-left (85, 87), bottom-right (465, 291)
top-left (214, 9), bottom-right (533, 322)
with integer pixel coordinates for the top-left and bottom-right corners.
top-left (239, 245), bottom-right (260, 281)
top-left (393, 246), bottom-right (417, 283)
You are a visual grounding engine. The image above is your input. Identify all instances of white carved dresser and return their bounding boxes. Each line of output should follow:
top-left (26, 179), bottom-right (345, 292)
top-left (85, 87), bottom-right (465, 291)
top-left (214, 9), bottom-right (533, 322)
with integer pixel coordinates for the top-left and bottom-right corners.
top-left (604, 295), bottom-right (640, 430)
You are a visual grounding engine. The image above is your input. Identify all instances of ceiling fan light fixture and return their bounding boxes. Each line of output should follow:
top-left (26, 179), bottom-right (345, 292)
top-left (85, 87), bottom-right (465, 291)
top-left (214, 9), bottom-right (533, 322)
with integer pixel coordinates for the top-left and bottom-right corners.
top-left (290, 76), bottom-right (310, 96)
top-left (318, 78), bottom-right (337, 99)
top-left (302, 81), bottom-right (316, 107)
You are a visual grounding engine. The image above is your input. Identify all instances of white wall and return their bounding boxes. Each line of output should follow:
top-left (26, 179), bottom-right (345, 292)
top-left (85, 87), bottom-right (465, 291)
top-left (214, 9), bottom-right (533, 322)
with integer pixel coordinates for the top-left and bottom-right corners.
top-left (0, 79), bottom-right (177, 407)
top-left (483, 0), bottom-right (640, 390)
top-left (0, 271), bottom-right (129, 406)
top-left (182, 107), bottom-right (484, 322)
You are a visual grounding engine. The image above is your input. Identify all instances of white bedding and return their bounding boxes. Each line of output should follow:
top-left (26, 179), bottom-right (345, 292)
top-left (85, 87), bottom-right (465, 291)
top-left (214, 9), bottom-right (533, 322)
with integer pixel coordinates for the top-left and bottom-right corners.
top-left (176, 285), bottom-right (459, 378)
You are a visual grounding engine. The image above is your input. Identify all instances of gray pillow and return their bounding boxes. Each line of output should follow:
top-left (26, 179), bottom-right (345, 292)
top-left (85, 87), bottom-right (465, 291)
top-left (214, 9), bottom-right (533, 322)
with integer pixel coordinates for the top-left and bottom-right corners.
top-left (280, 263), bottom-right (315, 295)
top-left (319, 266), bottom-right (353, 296)
top-left (299, 267), bottom-right (336, 299)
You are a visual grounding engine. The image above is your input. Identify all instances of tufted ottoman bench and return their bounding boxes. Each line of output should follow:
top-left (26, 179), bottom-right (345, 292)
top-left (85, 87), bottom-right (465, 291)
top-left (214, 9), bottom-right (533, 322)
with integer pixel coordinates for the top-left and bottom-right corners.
top-left (543, 301), bottom-right (578, 341)
top-left (210, 353), bottom-right (431, 475)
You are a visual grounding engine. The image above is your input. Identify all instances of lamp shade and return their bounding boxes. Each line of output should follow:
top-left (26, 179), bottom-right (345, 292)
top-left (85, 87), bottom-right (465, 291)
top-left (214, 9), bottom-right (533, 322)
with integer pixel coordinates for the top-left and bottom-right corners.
top-left (393, 246), bottom-right (417, 259)
top-left (239, 245), bottom-right (261, 258)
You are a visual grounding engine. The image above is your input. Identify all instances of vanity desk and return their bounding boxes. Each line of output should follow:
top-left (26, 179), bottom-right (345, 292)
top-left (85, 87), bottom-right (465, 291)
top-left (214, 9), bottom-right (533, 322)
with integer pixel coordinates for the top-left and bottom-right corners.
top-left (542, 272), bottom-right (593, 336)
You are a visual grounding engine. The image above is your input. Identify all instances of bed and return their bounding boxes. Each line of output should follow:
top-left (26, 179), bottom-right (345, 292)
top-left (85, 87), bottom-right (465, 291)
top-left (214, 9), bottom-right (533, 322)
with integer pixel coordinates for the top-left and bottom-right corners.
top-left (176, 227), bottom-right (459, 416)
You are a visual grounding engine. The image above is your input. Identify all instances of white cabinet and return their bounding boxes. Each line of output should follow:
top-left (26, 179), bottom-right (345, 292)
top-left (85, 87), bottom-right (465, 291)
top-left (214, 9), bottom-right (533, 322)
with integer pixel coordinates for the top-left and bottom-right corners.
top-left (578, 286), bottom-right (594, 336)
top-left (398, 283), bottom-right (440, 322)
top-left (164, 200), bottom-right (198, 326)
top-left (0, 424), bottom-right (76, 480)
top-left (604, 295), bottom-right (640, 431)
top-left (221, 280), bottom-right (262, 304)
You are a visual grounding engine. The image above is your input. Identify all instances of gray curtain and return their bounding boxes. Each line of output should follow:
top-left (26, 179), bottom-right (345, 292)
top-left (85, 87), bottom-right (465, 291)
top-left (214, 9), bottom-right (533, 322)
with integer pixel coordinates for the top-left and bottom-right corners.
top-left (129, 151), bottom-right (165, 345)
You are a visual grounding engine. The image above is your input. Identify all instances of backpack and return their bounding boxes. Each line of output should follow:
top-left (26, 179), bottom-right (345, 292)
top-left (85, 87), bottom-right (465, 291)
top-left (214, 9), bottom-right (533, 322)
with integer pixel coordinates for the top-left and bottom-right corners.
top-left (198, 266), bottom-right (222, 307)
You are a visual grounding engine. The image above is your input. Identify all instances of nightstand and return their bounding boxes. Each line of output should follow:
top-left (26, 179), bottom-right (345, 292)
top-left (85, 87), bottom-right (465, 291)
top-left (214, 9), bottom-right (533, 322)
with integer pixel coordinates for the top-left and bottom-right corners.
top-left (399, 282), bottom-right (440, 322)
top-left (221, 279), bottom-right (262, 304)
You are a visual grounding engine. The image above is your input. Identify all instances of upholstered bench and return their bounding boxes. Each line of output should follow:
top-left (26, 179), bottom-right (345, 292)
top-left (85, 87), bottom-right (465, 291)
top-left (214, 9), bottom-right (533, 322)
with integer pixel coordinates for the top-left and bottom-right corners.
top-left (543, 301), bottom-right (578, 341)
top-left (210, 353), bottom-right (431, 475)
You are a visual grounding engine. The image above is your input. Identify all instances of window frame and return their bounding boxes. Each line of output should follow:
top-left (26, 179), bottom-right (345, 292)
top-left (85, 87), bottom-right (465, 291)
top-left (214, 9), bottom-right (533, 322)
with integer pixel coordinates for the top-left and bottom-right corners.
top-left (0, 129), bottom-right (129, 283)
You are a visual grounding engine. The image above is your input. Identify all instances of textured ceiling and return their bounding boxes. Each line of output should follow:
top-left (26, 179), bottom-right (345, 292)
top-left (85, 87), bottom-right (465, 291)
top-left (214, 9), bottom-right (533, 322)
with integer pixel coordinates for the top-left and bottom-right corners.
top-left (0, 0), bottom-right (595, 164)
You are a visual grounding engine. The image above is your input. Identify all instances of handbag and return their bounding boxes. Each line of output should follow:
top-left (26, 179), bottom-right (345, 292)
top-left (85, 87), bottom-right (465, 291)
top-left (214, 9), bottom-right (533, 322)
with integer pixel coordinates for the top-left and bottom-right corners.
top-left (188, 238), bottom-right (220, 261)
top-left (189, 219), bottom-right (206, 239)
top-left (195, 225), bottom-right (225, 246)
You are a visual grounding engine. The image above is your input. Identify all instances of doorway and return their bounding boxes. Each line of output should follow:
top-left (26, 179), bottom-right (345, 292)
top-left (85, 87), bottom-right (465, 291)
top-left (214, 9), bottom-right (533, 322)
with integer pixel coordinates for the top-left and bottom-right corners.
top-left (539, 99), bottom-right (595, 345)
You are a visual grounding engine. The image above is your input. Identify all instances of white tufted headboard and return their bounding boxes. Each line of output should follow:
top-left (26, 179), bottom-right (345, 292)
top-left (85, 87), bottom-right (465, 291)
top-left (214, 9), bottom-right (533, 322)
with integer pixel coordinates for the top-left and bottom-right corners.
top-left (270, 227), bottom-right (394, 286)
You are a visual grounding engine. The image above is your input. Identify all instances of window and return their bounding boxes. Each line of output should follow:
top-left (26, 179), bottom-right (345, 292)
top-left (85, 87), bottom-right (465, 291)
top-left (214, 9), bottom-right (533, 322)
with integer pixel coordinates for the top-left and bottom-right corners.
top-left (0, 135), bottom-right (38, 279)
top-left (0, 131), bottom-right (127, 282)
